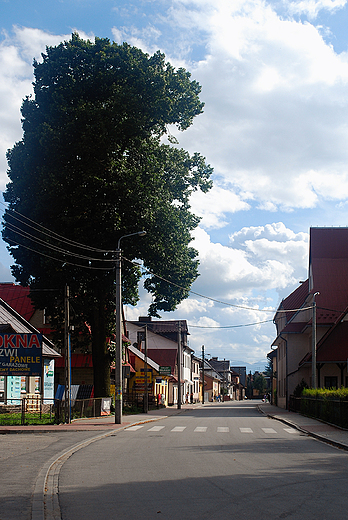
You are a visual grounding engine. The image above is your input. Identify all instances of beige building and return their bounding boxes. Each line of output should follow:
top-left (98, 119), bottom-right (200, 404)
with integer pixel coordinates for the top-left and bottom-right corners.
top-left (271, 228), bottom-right (348, 408)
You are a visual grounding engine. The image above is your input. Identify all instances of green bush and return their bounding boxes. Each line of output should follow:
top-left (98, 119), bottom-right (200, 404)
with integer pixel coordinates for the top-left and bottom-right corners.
top-left (302, 387), bottom-right (348, 400)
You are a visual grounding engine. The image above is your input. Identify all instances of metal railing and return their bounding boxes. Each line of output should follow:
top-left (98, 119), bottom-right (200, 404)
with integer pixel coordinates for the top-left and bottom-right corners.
top-left (0, 396), bottom-right (113, 425)
top-left (289, 395), bottom-right (348, 429)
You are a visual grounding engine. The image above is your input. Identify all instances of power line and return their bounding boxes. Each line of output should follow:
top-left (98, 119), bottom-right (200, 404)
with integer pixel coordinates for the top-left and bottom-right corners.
top-left (4, 220), bottom-right (114, 263)
top-left (188, 319), bottom-right (274, 329)
top-left (1, 202), bottom-right (115, 253)
top-left (7, 237), bottom-right (115, 271)
top-left (122, 255), bottom-right (313, 314)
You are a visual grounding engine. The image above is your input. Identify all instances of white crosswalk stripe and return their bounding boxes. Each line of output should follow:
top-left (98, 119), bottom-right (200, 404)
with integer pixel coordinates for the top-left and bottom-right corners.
top-left (124, 425), bottom-right (301, 436)
top-left (148, 426), bottom-right (165, 432)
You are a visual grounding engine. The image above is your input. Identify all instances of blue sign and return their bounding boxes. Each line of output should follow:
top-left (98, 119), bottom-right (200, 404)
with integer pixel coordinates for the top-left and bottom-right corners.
top-left (0, 334), bottom-right (43, 376)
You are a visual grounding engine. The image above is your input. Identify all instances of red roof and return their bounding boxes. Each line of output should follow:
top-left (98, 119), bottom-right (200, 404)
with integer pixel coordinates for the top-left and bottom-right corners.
top-left (147, 349), bottom-right (177, 372)
top-left (56, 354), bottom-right (93, 368)
top-left (280, 280), bottom-right (309, 323)
top-left (0, 283), bottom-right (35, 321)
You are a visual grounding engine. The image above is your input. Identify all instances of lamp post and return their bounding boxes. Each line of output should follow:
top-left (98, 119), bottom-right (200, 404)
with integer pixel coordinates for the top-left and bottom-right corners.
top-left (115, 231), bottom-right (146, 424)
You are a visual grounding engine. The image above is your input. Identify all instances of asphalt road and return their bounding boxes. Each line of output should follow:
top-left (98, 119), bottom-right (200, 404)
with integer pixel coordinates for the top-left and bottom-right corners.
top-left (58, 401), bottom-right (348, 520)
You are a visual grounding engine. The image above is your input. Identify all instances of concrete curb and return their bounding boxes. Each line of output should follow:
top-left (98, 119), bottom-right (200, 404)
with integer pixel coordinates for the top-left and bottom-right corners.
top-left (257, 404), bottom-right (348, 452)
top-left (31, 414), bottom-right (176, 520)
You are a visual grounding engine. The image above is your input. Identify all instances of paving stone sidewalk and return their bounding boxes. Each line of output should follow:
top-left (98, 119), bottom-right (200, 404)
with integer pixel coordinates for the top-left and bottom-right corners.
top-left (0, 404), bottom-right (193, 434)
top-left (258, 402), bottom-right (348, 451)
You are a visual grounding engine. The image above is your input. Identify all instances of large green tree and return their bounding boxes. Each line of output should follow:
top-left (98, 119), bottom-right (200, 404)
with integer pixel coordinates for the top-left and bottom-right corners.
top-left (2, 34), bottom-right (213, 397)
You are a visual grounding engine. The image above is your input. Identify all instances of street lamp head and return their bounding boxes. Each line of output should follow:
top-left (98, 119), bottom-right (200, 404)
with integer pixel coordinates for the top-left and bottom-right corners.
top-left (117, 230), bottom-right (147, 250)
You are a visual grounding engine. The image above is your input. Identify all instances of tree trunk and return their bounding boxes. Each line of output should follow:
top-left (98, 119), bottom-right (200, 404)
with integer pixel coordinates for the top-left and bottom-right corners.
top-left (91, 299), bottom-right (111, 398)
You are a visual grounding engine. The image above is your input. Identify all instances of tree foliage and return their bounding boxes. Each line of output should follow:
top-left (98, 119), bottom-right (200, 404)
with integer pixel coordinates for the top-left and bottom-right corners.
top-left (2, 34), bottom-right (213, 396)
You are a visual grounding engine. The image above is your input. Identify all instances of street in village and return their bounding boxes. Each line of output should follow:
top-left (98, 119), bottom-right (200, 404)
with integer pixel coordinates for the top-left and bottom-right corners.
top-left (1, 400), bottom-right (348, 520)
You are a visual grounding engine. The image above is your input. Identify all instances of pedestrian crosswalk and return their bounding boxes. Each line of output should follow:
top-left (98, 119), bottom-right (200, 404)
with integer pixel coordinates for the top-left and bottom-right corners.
top-left (125, 424), bottom-right (298, 435)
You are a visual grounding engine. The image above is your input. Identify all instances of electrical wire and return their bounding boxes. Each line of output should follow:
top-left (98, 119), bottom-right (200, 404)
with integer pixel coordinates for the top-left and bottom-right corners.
top-left (4, 220), bottom-right (114, 263)
top-left (122, 255), bottom-right (314, 314)
top-left (1, 201), bottom-right (115, 253)
top-left (7, 237), bottom-right (115, 271)
top-left (188, 319), bottom-right (274, 329)
top-left (0, 203), bottom-right (322, 315)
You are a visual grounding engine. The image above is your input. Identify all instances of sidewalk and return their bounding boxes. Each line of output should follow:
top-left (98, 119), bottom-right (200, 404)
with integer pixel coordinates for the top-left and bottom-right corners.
top-left (0, 404), bottom-right (192, 434)
top-left (258, 402), bottom-right (348, 451)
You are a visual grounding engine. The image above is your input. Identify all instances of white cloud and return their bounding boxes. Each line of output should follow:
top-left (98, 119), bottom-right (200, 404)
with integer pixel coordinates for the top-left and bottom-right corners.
top-left (191, 222), bottom-right (308, 300)
top-left (160, 0), bottom-right (348, 212)
top-left (286, 0), bottom-right (347, 18)
top-left (189, 183), bottom-right (250, 229)
top-left (0, 27), bottom-right (94, 190)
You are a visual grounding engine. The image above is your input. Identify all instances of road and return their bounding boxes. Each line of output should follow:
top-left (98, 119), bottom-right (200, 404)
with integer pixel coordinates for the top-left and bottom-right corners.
top-left (58, 401), bottom-right (348, 520)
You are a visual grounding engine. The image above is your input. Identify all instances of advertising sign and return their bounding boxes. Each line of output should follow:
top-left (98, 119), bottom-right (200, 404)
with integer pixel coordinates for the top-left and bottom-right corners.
top-left (7, 376), bottom-right (21, 404)
top-left (43, 359), bottom-right (55, 403)
top-left (0, 334), bottom-right (43, 376)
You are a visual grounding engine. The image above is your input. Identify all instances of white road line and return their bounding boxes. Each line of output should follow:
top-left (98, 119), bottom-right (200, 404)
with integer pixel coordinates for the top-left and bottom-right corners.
top-left (171, 426), bottom-right (186, 432)
top-left (262, 428), bottom-right (277, 434)
top-left (148, 425), bottom-right (165, 432)
top-left (126, 425), bottom-right (144, 431)
top-left (194, 427), bottom-right (207, 432)
top-left (284, 428), bottom-right (298, 434)
top-left (217, 427), bottom-right (229, 433)
top-left (240, 428), bottom-right (253, 433)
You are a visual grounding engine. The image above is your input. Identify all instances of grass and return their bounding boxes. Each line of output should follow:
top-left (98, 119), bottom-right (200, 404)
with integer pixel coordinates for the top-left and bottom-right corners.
top-left (0, 412), bottom-right (56, 426)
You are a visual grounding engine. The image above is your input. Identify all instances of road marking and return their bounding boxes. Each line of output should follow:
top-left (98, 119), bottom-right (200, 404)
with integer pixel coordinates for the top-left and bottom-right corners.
top-left (284, 428), bottom-right (298, 434)
top-left (194, 427), bottom-right (207, 432)
top-left (239, 428), bottom-right (253, 433)
top-left (171, 426), bottom-right (186, 432)
top-left (262, 428), bottom-right (277, 434)
top-left (217, 427), bottom-right (229, 433)
top-left (126, 425), bottom-right (144, 431)
top-left (148, 425), bottom-right (165, 432)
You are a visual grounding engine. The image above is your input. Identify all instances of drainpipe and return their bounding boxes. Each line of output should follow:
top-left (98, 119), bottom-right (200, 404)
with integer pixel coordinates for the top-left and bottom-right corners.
top-left (312, 292), bottom-right (320, 389)
top-left (280, 335), bottom-right (288, 409)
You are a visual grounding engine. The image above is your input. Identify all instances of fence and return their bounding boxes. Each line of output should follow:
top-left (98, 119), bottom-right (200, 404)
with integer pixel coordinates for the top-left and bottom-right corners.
top-left (289, 395), bottom-right (348, 429)
top-left (0, 396), bottom-right (113, 425)
top-left (122, 393), bottom-right (160, 413)
top-left (0, 396), bottom-right (55, 426)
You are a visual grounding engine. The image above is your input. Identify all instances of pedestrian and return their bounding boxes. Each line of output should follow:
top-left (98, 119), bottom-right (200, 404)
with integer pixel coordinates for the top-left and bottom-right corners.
top-left (190, 392), bottom-right (193, 404)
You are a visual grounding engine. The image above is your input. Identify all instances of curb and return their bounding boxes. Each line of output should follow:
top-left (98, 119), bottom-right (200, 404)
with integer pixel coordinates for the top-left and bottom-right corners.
top-left (257, 405), bottom-right (348, 452)
top-left (31, 413), bottom-right (180, 520)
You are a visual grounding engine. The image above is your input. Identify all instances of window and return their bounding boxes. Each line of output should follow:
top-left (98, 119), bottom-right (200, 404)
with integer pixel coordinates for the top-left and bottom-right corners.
top-left (324, 376), bottom-right (338, 389)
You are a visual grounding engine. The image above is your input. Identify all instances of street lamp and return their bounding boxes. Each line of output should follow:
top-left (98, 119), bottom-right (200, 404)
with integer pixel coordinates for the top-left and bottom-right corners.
top-left (115, 230), bottom-right (146, 424)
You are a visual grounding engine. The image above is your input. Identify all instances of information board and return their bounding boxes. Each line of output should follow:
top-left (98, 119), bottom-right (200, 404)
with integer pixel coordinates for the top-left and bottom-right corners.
top-left (0, 333), bottom-right (43, 376)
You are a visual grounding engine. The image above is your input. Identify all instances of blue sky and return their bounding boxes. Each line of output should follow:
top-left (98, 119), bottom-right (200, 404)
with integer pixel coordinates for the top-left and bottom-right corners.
top-left (2, 0), bottom-right (348, 371)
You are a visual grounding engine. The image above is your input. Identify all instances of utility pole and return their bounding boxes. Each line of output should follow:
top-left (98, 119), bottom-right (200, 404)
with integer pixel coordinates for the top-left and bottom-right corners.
top-left (115, 231), bottom-right (146, 425)
top-left (64, 284), bottom-right (71, 424)
top-left (202, 345), bottom-right (205, 404)
top-left (177, 321), bottom-right (182, 409)
top-left (144, 325), bottom-right (148, 414)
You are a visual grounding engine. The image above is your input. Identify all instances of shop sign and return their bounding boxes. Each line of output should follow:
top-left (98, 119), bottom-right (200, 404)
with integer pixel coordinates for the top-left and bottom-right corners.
top-left (159, 366), bottom-right (171, 375)
top-left (0, 333), bottom-right (42, 376)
